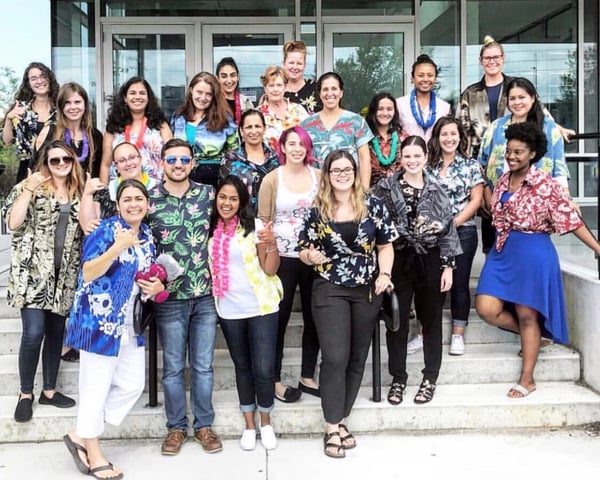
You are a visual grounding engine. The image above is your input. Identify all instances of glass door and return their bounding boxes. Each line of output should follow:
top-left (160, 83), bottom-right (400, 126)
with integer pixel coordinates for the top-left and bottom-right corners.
top-left (202, 25), bottom-right (294, 105)
top-left (323, 24), bottom-right (414, 114)
top-left (101, 24), bottom-right (196, 126)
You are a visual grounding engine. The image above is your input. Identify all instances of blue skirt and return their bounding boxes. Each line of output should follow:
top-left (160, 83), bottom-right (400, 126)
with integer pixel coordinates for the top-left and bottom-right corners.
top-left (476, 230), bottom-right (568, 344)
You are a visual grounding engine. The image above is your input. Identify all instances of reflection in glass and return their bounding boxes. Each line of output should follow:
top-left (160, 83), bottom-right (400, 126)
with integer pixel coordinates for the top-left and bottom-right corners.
top-left (103, 0), bottom-right (294, 16)
top-left (332, 32), bottom-right (404, 115)
top-left (111, 33), bottom-right (186, 119)
top-left (583, 0), bottom-right (599, 153)
top-left (322, 0), bottom-right (411, 15)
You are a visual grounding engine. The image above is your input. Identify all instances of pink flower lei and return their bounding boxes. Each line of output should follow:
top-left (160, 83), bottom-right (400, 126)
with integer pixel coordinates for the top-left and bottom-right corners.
top-left (233, 91), bottom-right (242, 125)
top-left (211, 216), bottom-right (239, 298)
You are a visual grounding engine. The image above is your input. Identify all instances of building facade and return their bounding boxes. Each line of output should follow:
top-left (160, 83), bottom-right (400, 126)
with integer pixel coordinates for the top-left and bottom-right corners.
top-left (51, 0), bottom-right (599, 202)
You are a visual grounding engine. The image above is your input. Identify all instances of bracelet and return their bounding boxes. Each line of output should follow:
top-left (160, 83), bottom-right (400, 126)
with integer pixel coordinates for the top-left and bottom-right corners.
top-left (24, 187), bottom-right (34, 193)
top-left (379, 272), bottom-right (391, 278)
top-left (265, 245), bottom-right (278, 254)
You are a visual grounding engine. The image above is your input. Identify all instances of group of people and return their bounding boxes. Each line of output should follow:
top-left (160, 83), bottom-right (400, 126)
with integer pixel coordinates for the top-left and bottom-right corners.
top-left (2, 34), bottom-right (600, 474)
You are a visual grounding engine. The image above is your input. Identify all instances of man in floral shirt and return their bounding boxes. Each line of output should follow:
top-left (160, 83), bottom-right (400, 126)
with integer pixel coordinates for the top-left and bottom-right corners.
top-left (147, 138), bottom-right (222, 456)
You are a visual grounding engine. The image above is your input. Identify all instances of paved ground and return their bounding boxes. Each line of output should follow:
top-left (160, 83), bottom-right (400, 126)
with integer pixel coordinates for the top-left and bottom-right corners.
top-left (2, 427), bottom-right (600, 479)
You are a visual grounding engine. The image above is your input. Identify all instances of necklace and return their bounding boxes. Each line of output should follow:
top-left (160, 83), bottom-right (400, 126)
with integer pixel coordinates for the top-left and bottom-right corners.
top-left (64, 128), bottom-right (89, 164)
top-left (211, 216), bottom-right (239, 298)
top-left (410, 89), bottom-right (437, 130)
top-left (124, 116), bottom-right (147, 151)
top-left (371, 131), bottom-right (398, 166)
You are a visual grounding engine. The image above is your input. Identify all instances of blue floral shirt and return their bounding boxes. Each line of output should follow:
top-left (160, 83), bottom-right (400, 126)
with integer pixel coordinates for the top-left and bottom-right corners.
top-left (297, 194), bottom-right (398, 287)
top-left (65, 217), bottom-right (156, 357)
top-left (427, 155), bottom-right (485, 228)
top-left (220, 144), bottom-right (280, 211)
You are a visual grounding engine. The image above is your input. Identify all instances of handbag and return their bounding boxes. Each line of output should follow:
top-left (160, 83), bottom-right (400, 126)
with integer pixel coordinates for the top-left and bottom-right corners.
top-left (379, 288), bottom-right (400, 332)
top-left (132, 294), bottom-right (154, 336)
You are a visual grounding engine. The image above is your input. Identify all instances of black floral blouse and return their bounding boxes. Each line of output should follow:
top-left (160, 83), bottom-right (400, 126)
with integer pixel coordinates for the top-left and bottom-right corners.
top-left (297, 194), bottom-right (398, 287)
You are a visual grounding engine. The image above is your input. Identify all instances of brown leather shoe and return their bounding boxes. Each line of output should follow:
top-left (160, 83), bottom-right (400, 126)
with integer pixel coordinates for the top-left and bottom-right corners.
top-left (194, 427), bottom-right (223, 453)
top-left (161, 429), bottom-right (187, 455)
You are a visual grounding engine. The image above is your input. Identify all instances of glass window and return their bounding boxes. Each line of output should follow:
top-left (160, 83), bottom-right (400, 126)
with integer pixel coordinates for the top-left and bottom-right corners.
top-left (583, 0), bottom-right (599, 154)
top-left (51, 1), bottom-right (97, 121)
top-left (103, 0), bottom-right (294, 16)
top-left (419, 0), bottom-right (460, 109)
top-left (322, 1), bottom-right (412, 16)
top-left (301, 23), bottom-right (317, 81)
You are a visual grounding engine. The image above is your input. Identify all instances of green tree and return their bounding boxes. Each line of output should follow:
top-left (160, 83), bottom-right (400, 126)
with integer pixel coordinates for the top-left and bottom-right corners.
top-left (0, 66), bottom-right (19, 117)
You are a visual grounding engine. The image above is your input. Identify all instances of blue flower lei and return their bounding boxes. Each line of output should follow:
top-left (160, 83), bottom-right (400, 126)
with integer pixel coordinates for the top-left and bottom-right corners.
top-left (410, 88), bottom-right (437, 130)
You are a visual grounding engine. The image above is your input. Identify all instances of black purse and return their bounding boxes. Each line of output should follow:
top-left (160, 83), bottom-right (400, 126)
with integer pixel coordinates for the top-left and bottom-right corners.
top-left (132, 295), bottom-right (154, 336)
top-left (379, 289), bottom-right (400, 332)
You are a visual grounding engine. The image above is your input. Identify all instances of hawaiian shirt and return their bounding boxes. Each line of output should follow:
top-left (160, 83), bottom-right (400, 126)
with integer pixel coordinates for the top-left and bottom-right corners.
top-left (258, 100), bottom-right (309, 152)
top-left (3, 182), bottom-right (82, 316)
top-left (478, 115), bottom-right (569, 188)
top-left (368, 131), bottom-right (407, 187)
top-left (112, 127), bottom-right (166, 184)
top-left (170, 113), bottom-right (239, 165)
top-left (284, 79), bottom-right (323, 114)
top-left (12, 99), bottom-right (56, 162)
top-left (491, 166), bottom-right (583, 252)
top-left (427, 155), bottom-right (485, 227)
top-left (147, 180), bottom-right (215, 299)
top-left (65, 217), bottom-right (155, 356)
top-left (297, 194), bottom-right (398, 287)
top-left (300, 110), bottom-right (374, 169)
top-left (220, 144), bottom-right (280, 211)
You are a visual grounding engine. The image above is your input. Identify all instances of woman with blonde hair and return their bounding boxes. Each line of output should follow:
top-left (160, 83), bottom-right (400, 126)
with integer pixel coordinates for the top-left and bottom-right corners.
top-left (282, 40), bottom-right (322, 114)
top-left (171, 71), bottom-right (238, 187)
top-left (3, 139), bottom-right (84, 423)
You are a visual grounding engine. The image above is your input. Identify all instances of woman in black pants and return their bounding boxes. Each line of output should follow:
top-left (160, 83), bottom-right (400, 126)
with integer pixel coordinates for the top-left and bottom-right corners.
top-left (297, 149), bottom-right (396, 458)
top-left (374, 136), bottom-right (461, 405)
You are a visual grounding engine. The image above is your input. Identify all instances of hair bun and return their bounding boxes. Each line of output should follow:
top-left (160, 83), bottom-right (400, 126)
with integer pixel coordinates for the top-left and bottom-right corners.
top-left (416, 54), bottom-right (432, 62)
top-left (483, 35), bottom-right (496, 46)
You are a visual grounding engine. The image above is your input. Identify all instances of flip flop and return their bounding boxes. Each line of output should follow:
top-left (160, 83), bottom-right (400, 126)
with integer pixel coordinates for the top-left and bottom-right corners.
top-left (89, 463), bottom-right (123, 480)
top-left (507, 383), bottom-right (536, 398)
top-left (63, 434), bottom-right (90, 474)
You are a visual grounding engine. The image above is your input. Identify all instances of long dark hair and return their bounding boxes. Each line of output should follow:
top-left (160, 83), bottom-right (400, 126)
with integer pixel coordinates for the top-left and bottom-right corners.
top-left (427, 116), bottom-right (469, 166)
top-left (105, 76), bottom-right (168, 133)
top-left (176, 72), bottom-right (230, 132)
top-left (14, 62), bottom-right (60, 104)
top-left (365, 92), bottom-right (402, 135)
top-left (210, 175), bottom-right (254, 237)
top-left (506, 77), bottom-right (545, 129)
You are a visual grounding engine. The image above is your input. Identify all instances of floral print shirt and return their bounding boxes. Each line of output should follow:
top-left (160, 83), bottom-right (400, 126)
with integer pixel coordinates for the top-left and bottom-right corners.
top-left (284, 79), bottom-right (323, 114)
top-left (258, 100), bottom-right (309, 152)
top-left (297, 194), bottom-right (398, 287)
top-left (11, 99), bottom-right (56, 162)
top-left (427, 155), bottom-right (485, 227)
top-left (301, 110), bottom-right (374, 169)
top-left (368, 131), bottom-right (407, 187)
top-left (491, 166), bottom-right (583, 252)
top-left (65, 217), bottom-right (155, 356)
top-left (478, 115), bottom-right (569, 188)
top-left (2, 182), bottom-right (82, 316)
top-left (147, 181), bottom-right (215, 299)
top-left (220, 144), bottom-right (280, 211)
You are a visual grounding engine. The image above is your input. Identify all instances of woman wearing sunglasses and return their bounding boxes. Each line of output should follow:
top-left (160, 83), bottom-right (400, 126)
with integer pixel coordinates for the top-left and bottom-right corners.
top-left (2, 139), bottom-right (84, 423)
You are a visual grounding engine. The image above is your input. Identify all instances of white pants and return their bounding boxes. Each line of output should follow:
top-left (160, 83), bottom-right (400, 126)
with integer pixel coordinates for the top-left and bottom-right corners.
top-left (76, 335), bottom-right (145, 439)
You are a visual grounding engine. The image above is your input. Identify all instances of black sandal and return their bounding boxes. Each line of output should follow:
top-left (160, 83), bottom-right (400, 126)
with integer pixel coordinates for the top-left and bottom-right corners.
top-left (414, 379), bottom-right (436, 404)
top-left (387, 382), bottom-right (406, 405)
top-left (323, 432), bottom-right (345, 458)
top-left (338, 424), bottom-right (356, 449)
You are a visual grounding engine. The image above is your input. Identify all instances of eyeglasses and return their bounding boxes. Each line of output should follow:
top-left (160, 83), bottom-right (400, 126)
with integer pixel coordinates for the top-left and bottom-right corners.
top-left (115, 154), bottom-right (141, 165)
top-left (329, 167), bottom-right (355, 176)
top-left (164, 155), bottom-right (193, 165)
top-left (28, 73), bottom-right (48, 83)
top-left (480, 55), bottom-right (503, 64)
top-left (48, 156), bottom-right (74, 166)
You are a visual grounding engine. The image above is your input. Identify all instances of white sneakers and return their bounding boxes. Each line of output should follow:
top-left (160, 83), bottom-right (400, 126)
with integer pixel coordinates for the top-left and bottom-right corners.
top-left (240, 425), bottom-right (278, 451)
top-left (449, 334), bottom-right (465, 356)
top-left (407, 334), bottom-right (423, 355)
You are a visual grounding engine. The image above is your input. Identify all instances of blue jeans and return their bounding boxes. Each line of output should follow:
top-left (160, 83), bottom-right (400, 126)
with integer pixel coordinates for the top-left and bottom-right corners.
top-left (219, 312), bottom-right (278, 413)
top-left (19, 308), bottom-right (66, 394)
top-left (154, 295), bottom-right (217, 431)
top-left (449, 226), bottom-right (478, 327)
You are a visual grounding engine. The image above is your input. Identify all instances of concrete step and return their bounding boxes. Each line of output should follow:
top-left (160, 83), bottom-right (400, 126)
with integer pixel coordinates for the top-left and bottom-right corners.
top-left (1, 381), bottom-right (599, 443)
top-left (0, 343), bottom-right (581, 395)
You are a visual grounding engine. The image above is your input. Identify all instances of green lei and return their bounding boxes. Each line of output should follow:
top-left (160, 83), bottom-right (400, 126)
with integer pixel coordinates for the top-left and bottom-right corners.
top-left (372, 131), bottom-right (398, 166)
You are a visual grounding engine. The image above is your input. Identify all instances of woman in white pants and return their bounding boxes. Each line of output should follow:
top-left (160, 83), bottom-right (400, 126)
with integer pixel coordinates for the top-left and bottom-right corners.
top-left (63, 179), bottom-right (164, 480)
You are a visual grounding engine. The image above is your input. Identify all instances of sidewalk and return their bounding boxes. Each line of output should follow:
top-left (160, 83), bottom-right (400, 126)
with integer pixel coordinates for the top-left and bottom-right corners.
top-left (1, 428), bottom-right (600, 479)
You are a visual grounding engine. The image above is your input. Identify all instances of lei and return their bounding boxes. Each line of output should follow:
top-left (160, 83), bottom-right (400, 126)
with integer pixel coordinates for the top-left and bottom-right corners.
top-left (410, 89), bottom-right (437, 130)
top-left (124, 116), bottom-right (148, 151)
top-left (371, 131), bottom-right (398, 166)
top-left (233, 91), bottom-right (242, 125)
top-left (211, 216), bottom-right (239, 298)
top-left (64, 128), bottom-right (90, 164)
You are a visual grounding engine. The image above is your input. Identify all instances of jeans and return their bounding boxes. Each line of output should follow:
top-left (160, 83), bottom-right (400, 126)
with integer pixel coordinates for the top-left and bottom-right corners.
top-left (447, 226), bottom-right (478, 327)
top-left (154, 295), bottom-right (217, 431)
top-left (275, 256), bottom-right (319, 381)
top-left (219, 312), bottom-right (278, 413)
top-left (311, 278), bottom-right (381, 424)
top-left (19, 308), bottom-right (66, 394)
top-left (387, 247), bottom-right (443, 384)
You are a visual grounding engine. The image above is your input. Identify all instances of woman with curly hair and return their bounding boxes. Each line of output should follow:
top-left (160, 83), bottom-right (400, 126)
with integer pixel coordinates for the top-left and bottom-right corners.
top-left (100, 77), bottom-right (172, 184)
top-left (2, 62), bottom-right (60, 183)
top-left (171, 72), bottom-right (238, 187)
top-left (476, 122), bottom-right (600, 398)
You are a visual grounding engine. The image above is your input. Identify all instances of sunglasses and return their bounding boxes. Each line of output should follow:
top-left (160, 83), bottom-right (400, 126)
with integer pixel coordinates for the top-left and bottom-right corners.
top-left (48, 156), bottom-right (74, 166)
top-left (164, 155), bottom-right (193, 165)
